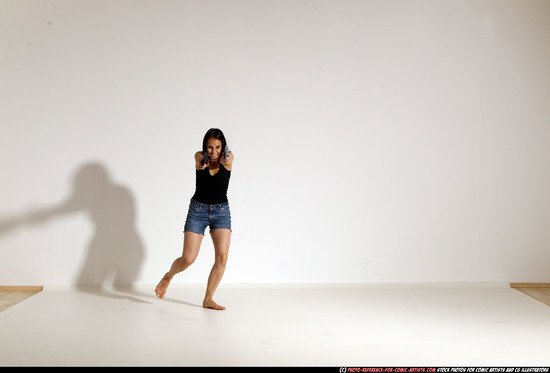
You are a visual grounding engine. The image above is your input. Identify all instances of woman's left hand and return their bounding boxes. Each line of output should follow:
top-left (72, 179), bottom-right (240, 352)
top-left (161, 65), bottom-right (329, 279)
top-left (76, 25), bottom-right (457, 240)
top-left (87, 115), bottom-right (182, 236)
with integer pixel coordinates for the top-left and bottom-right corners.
top-left (222, 151), bottom-right (234, 168)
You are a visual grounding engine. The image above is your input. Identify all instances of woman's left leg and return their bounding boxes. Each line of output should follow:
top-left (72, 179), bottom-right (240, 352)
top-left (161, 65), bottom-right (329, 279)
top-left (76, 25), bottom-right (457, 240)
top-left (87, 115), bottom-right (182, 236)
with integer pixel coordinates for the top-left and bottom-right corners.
top-left (203, 228), bottom-right (231, 310)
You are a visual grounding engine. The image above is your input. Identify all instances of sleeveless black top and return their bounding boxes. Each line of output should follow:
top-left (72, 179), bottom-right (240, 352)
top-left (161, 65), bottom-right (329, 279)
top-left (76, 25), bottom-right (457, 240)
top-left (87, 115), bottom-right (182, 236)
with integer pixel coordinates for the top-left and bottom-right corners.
top-left (191, 164), bottom-right (231, 204)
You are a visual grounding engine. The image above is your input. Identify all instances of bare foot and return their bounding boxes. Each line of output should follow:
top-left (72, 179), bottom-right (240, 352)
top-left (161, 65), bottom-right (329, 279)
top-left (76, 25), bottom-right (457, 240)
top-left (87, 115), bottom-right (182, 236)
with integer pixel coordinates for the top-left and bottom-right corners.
top-left (155, 275), bottom-right (172, 299)
top-left (203, 298), bottom-right (226, 310)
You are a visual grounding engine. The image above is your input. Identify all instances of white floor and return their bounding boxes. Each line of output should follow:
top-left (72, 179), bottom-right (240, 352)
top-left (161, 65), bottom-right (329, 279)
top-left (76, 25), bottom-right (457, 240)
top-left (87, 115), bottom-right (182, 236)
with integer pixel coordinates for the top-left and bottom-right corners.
top-left (1, 283), bottom-right (550, 367)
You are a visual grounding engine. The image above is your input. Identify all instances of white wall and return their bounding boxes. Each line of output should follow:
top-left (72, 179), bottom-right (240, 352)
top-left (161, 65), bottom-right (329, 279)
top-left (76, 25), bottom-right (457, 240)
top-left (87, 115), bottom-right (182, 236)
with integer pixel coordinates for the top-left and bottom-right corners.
top-left (1, 0), bottom-right (550, 286)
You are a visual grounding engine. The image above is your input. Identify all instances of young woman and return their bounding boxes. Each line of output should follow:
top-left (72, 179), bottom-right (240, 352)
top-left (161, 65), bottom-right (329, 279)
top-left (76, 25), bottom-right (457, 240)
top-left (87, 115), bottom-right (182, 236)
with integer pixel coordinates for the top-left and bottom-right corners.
top-left (155, 128), bottom-right (233, 310)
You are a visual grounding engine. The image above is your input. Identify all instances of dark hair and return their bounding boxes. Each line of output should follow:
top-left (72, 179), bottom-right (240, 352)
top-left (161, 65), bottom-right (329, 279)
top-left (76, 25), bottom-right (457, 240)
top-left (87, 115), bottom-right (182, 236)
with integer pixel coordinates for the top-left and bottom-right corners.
top-left (202, 128), bottom-right (227, 154)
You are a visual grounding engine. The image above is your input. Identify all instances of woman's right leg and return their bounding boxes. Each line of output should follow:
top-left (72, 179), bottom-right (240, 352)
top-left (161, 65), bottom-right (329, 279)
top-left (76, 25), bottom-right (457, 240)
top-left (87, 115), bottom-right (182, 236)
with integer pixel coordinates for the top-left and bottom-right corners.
top-left (155, 231), bottom-right (203, 299)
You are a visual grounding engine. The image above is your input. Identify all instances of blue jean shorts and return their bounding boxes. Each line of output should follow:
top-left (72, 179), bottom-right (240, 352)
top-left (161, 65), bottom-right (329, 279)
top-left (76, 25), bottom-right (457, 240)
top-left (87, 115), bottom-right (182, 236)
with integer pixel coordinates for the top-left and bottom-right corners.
top-left (183, 199), bottom-right (232, 235)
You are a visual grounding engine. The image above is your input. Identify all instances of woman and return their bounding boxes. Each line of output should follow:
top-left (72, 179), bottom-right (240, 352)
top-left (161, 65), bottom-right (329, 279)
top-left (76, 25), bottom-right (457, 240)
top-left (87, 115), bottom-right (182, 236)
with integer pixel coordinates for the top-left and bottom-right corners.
top-left (155, 128), bottom-right (234, 310)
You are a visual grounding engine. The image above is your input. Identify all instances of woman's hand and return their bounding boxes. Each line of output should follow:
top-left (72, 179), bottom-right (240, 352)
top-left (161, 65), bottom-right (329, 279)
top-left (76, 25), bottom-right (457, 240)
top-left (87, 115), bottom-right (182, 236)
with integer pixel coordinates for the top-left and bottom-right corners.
top-left (222, 151), bottom-right (234, 169)
top-left (195, 151), bottom-right (210, 170)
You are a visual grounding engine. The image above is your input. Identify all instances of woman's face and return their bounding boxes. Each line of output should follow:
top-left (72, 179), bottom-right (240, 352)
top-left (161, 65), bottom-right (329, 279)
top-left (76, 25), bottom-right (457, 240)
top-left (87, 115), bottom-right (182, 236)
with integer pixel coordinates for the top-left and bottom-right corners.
top-left (206, 138), bottom-right (223, 160)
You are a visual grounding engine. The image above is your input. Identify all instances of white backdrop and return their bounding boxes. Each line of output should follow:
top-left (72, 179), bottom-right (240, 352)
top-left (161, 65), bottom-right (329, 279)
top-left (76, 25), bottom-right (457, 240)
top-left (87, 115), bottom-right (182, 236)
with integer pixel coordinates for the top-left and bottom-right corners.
top-left (1, 0), bottom-right (550, 286)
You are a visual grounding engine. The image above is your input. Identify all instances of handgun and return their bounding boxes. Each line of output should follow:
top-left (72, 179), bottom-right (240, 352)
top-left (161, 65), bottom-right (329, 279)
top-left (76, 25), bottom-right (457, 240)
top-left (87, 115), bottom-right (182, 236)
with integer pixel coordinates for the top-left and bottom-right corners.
top-left (200, 151), bottom-right (210, 166)
top-left (225, 145), bottom-right (231, 161)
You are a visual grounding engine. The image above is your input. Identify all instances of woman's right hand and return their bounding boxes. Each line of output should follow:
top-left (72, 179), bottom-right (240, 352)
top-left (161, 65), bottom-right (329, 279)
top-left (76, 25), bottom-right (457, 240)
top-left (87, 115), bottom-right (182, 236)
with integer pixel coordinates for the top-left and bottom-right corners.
top-left (195, 151), bottom-right (209, 170)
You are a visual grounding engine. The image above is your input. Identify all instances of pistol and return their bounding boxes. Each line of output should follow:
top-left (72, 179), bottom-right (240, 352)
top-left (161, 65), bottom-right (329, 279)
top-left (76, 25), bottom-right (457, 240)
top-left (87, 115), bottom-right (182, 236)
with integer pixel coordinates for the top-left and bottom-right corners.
top-left (200, 151), bottom-right (210, 166)
top-left (225, 145), bottom-right (231, 161)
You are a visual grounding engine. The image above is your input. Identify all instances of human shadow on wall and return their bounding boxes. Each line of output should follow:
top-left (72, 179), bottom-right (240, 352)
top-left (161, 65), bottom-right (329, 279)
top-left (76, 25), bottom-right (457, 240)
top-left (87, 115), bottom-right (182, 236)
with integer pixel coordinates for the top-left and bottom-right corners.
top-left (0, 162), bottom-right (147, 303)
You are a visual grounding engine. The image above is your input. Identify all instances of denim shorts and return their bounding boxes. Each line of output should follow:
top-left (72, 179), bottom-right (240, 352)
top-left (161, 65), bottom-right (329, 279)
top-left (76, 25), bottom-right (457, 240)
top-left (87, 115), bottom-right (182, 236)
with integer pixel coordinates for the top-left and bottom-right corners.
top-left (183, 199), bottom-right (232, 235)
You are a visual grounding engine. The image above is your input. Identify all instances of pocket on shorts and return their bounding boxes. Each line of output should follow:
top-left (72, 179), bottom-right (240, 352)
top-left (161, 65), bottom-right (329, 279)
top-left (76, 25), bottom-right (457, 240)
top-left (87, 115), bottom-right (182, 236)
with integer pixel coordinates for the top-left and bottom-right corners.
top-left (189, 199), bottom-right (202, 212)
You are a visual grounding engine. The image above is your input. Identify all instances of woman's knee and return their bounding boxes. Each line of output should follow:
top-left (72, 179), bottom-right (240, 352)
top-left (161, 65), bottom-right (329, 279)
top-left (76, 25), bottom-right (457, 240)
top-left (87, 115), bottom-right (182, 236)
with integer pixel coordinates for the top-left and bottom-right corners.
top-left (215, 252), bottom-right (228, 266)
top-left (180, 255), bottom-right (196, 268)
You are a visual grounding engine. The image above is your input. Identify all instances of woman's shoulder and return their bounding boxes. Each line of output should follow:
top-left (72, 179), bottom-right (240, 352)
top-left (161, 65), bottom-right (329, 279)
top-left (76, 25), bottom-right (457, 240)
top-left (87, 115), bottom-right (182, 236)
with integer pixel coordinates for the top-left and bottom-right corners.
top-left (221, 163), bottom-right (232, 172)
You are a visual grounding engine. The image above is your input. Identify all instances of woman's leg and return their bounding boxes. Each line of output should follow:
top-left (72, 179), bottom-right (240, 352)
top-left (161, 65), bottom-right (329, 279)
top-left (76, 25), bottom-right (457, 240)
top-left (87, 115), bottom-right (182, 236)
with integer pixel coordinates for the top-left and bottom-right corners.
top-left (203, 228), bottom-right (231, 310)
top-left (155, 231), bottom-right (203, 299)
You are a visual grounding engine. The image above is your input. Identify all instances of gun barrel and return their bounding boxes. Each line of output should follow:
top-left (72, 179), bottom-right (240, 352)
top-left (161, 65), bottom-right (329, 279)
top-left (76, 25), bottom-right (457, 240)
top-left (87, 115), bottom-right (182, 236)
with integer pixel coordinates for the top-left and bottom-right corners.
top-left (200, 152), bottom-right (209, 166)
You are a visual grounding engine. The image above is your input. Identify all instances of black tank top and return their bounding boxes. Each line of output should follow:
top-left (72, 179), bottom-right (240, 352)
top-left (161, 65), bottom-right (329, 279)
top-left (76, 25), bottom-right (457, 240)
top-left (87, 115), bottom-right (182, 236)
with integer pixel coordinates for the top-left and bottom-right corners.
top-left (191, 165), bottom-right (231, 204)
